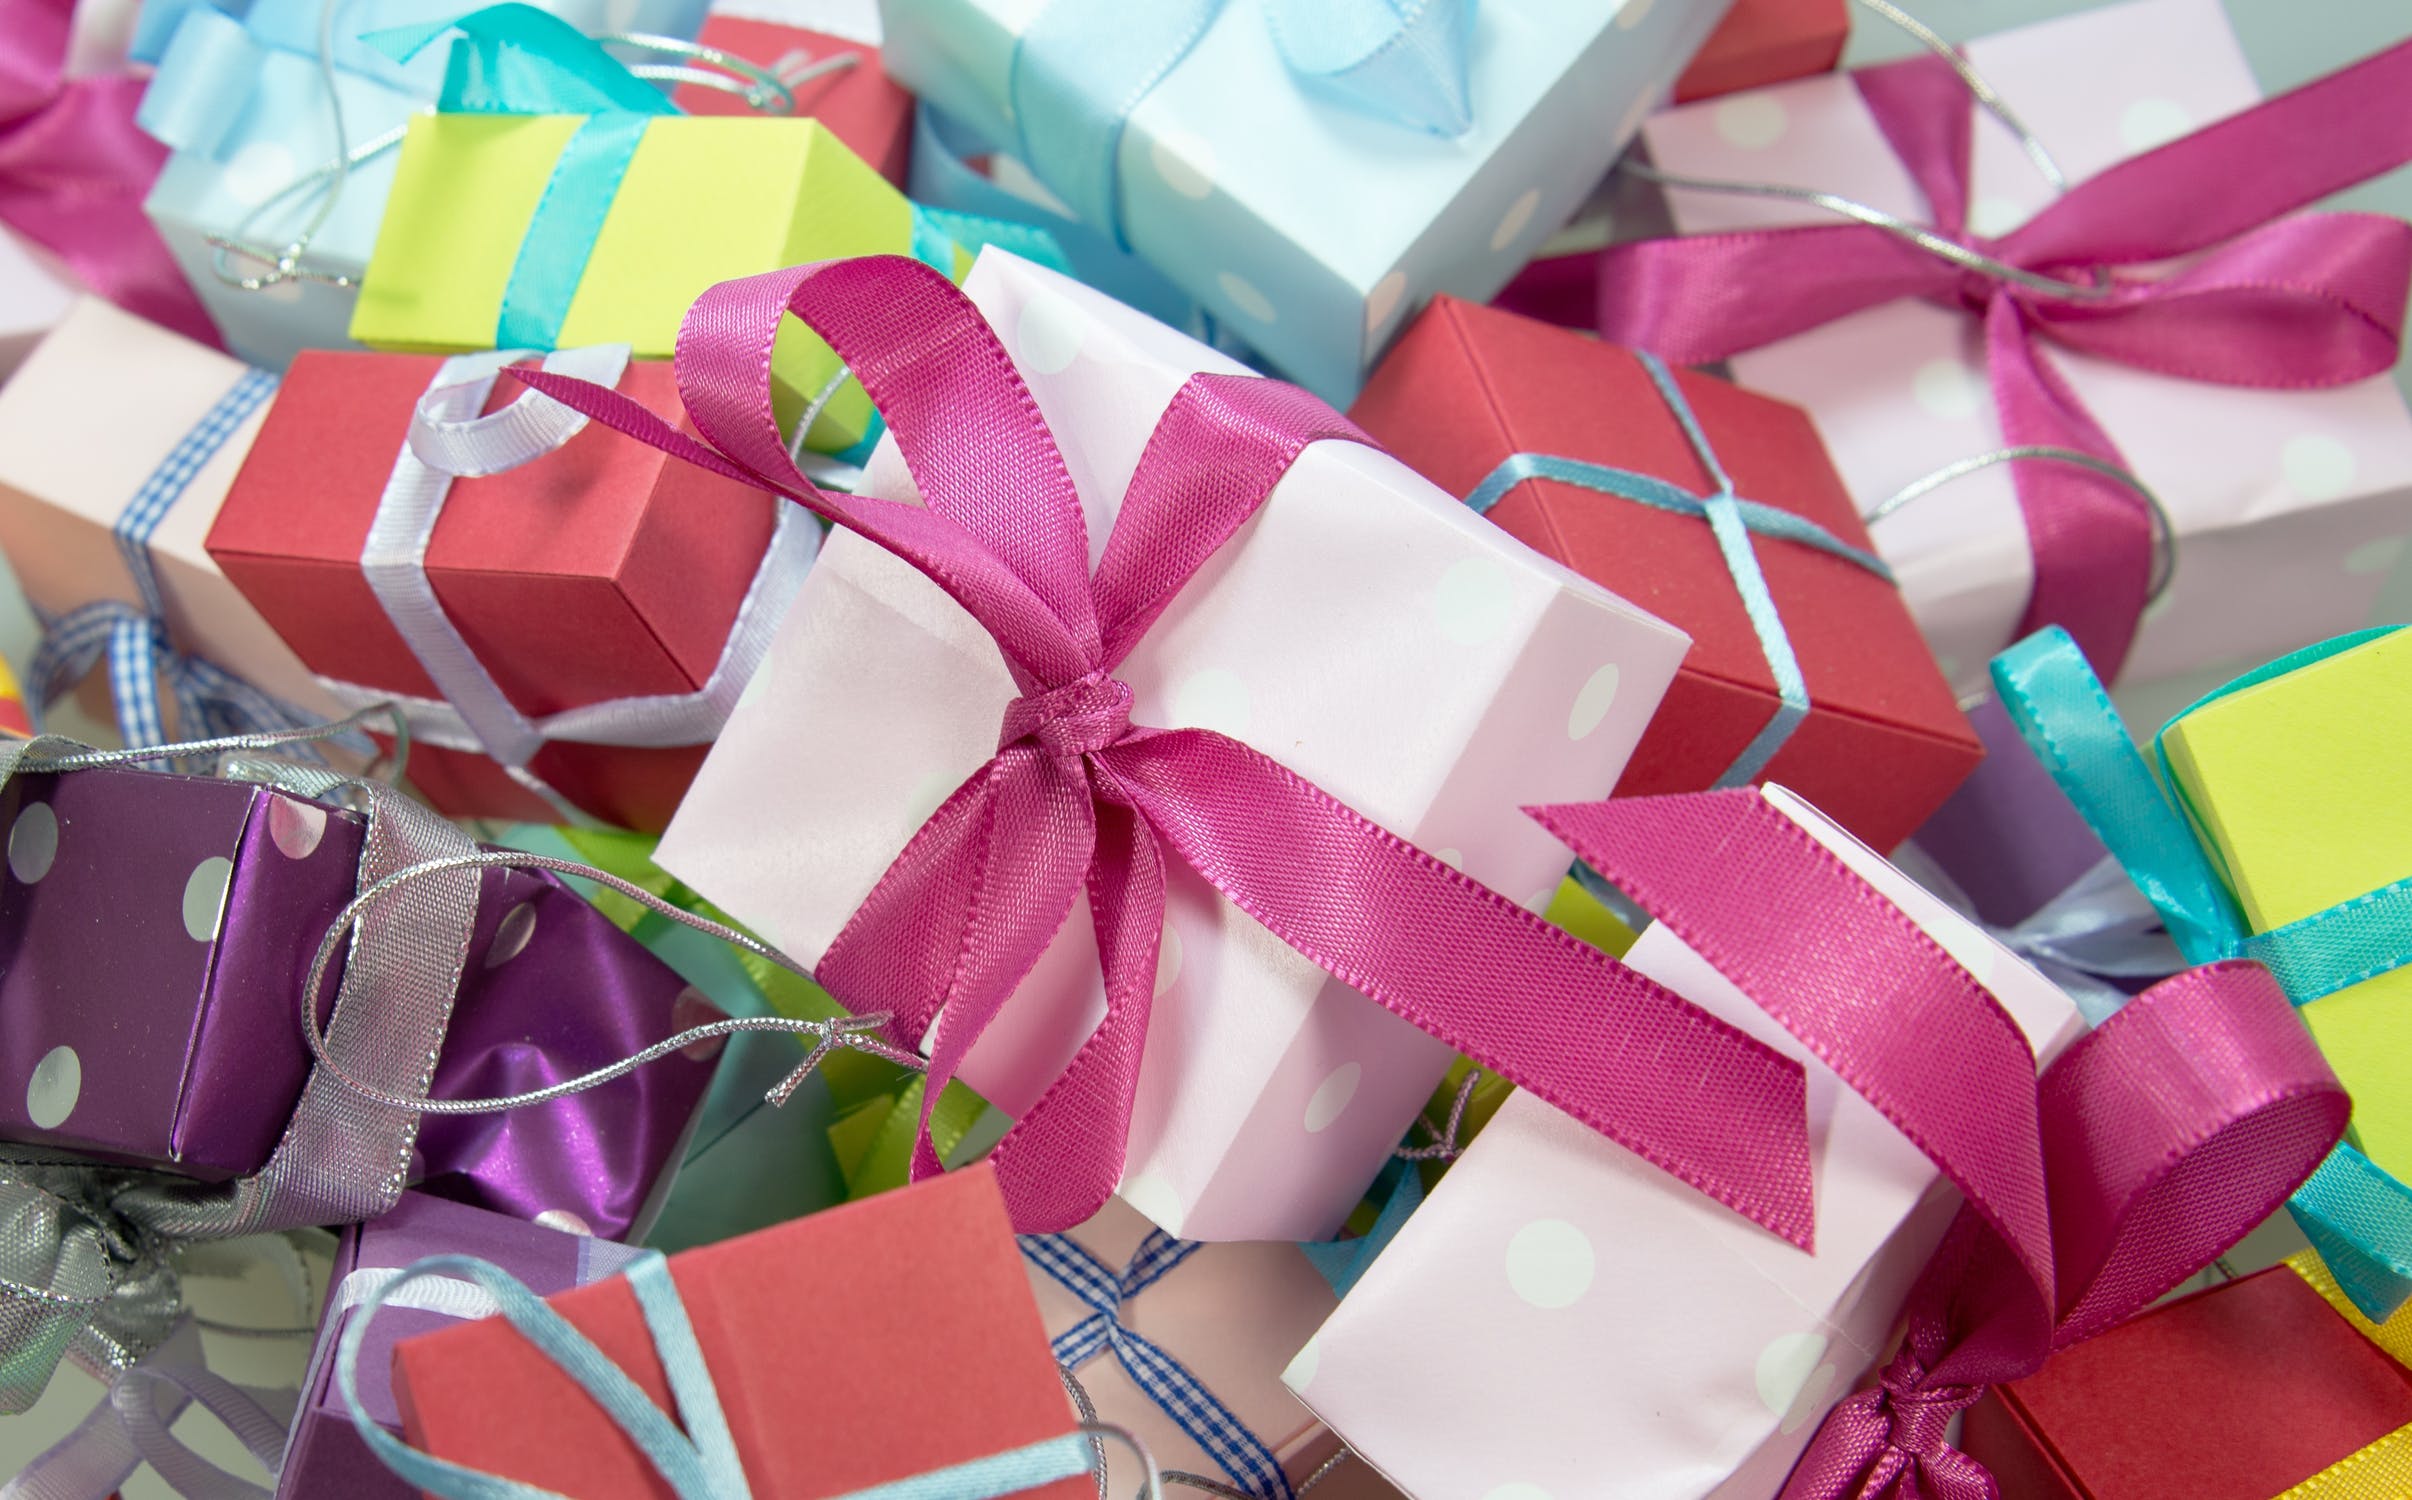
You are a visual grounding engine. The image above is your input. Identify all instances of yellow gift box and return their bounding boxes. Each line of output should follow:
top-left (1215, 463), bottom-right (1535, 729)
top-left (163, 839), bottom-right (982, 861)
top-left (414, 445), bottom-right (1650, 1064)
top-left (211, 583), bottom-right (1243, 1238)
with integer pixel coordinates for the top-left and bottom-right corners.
top-left (349, 114), bottom-right (914, 450)
top-left (2163, 629), bottom-right (2412, 1177)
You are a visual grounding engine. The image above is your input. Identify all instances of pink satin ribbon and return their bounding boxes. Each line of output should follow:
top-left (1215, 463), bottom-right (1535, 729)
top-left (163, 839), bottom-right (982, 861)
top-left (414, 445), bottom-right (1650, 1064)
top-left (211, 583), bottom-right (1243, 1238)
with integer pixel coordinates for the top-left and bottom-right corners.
top-left (1536, 789), bottom-right (2351, 1500)
top-left (513, 253), bottom-right (1818, 1238)
top-left (0, 0), bottom-right (220, 348)
top-left (1508, 41), bottom-right (2412, 680)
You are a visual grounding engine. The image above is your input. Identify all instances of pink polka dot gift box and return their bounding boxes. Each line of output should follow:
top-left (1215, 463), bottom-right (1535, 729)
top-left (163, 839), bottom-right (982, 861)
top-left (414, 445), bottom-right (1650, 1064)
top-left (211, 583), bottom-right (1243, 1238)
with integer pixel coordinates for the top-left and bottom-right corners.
top-left (1287, 786), bottom-right (2084, 1500)
top-left (1624, 0), bottom-right (2412, 699)
top-left (654, 249), bottom-right (1693, 1245)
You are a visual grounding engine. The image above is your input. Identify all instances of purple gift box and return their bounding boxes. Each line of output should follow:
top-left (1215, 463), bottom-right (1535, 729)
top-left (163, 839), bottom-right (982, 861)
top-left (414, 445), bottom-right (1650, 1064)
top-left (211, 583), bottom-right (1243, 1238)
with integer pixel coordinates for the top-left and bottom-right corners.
top-left (276, 1192), bottom-right (643, 1500)
top-left (0, 764), bottom-right (724, 1239)
top-left (1906, 695), bottom-right (2111, 926)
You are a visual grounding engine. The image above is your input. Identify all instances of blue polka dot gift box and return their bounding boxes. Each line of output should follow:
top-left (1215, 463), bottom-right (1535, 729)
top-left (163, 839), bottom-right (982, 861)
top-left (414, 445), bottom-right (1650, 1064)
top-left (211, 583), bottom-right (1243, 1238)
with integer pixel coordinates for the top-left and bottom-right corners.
top-left (880, 0), bottom-right (1734, 406)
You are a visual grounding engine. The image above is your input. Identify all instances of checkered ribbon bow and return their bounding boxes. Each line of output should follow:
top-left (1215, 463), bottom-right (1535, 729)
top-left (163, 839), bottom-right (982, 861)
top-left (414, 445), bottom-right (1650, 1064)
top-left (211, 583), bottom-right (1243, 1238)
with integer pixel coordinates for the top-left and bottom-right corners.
top-left (1022, 1231), bottom-right (1292, 1500)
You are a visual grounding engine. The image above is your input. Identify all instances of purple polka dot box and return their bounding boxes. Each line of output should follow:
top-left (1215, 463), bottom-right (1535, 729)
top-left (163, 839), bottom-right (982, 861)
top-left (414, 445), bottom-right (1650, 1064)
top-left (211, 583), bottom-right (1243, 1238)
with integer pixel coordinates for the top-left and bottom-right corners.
top-left (0, 763), bottom-right (722, 1242)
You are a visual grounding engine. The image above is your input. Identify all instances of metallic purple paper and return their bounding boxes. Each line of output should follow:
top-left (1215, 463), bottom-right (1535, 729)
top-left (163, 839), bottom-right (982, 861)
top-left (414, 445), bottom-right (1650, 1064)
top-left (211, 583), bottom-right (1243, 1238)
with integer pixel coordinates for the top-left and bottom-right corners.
top-left (1906, 694), bottom-right (2111, 926)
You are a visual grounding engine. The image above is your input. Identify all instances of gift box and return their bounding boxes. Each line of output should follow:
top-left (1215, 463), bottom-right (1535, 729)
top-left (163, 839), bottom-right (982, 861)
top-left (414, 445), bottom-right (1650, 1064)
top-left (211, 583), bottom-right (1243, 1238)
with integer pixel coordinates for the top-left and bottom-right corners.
top-left (1289, 785), bottom-right (2085, 1500)
top-left (348, 109), bottom-right (915, 452)
top-left (205, 346), bottom-right (804, 830)
top-left (277, 1192), bottom-right (643, 1500)
top-left (671, 14), bottom-right (913, 186)
top-left (0, 761), bottom-right (722, 1238)
top-left (656, 249), bottom-right (1694, 1243)
top-left (389, 1163), bottom-right (1092, 1498)
top-left (2160, 628), bottom-right (2412, 1203)
top-left (1635, 0), bottom-right (2412, 696)
top-left (1960, 1264), bottom-right (2412, 1499)
top-left (1671, 0), bottom-right (1849, 103)
top-left (136, 0), bottom-right (708, 372)
top-left (1024, 1197), bottom-right (1344, 1499)
top-left (1352, 294), bottom-right (1978, 851)
top-left (878, 0), bottom-right (1735, 405)
top-left (0, 297), bottom-right (342, 729)
top-left (1910, 695), bottom-right (2111, 929)
top-left (0, 226), bottom-right (76, 380)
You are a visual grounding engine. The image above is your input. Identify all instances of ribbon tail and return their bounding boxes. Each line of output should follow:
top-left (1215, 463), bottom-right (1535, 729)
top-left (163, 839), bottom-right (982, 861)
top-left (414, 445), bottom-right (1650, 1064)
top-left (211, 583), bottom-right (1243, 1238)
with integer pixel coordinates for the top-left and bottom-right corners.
top-left (1097, 731), bottom-right (1816, 1249)
top-left (1776, 1391), bottom-right (1905, 1500)
top-left (2289, 1143), bottom-right (2412, 1323)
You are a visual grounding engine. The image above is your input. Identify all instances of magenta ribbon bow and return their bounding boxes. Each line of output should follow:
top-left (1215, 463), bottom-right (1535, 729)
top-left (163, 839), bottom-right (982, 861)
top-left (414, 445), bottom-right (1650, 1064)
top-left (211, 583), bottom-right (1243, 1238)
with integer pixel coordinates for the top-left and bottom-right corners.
top-left (0, 0), bottom-right (220, 348)
top-left (1508, 40), bottom-right (2412, 681)
top-left (511, 253), bottom-right (1817, 1239)
top-left (1534, 788), bottom-right (2351, 1500)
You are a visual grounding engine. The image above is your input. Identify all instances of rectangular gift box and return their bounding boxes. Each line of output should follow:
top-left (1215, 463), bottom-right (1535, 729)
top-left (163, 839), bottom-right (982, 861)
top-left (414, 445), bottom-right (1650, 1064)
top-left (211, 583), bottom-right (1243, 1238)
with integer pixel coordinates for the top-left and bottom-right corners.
top-left (671, 14), bottom-right (913, 186)
top-left (0, 226), bottom-right (76, 381)
top-left (0, 297), bottom-right (344, 728)
top-left (1638, 0), bottom-right (2412, 696)
top-left (205, 348), bottom-right (792, 831)
top-left (2160, 628), bottom-right (2412, 1199)
top-left (1352, 294), bottom-right (1979, 851)
top-left (348, 114), bottom-right (913, 451)
top-left (276, 1193), bottom-right (642, 1500)
top-left (137, 0), bottom-right (708, 372)
top-left (878, 0), bottom-right (1735, 406)
top-left (1289, 784), bottom-right (2085, 1500)
top-left (1671, 0), bottom-right (1849, 103)
top-left (392, 1163), bottom-right (1092, 1498)
top-left (1961, 1264), bottom-right (2412, 1499)
top-left (1908, 694), bottom-right (2111, 929)
top-left (656, 249), bottom-right (1694, 1243)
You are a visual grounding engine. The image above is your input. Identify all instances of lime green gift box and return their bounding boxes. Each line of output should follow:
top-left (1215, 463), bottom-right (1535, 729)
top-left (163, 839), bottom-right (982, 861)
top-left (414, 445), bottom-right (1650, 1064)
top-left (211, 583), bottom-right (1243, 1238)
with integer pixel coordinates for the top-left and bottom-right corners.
top-left (349, 114), bottom-right (915, 450)
top-left (2163, 628), bottom-right (2412, 1177)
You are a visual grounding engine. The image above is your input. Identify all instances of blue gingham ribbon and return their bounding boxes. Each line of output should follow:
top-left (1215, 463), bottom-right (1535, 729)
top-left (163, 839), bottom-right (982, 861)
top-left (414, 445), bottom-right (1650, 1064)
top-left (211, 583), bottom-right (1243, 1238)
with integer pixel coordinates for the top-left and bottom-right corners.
top-left (1021, 1231), bottom-right (1293, 1500)
top-left (27, 368), bottom-right (335, 759)
top-left (1464, 350), bottom-right (1893, 788)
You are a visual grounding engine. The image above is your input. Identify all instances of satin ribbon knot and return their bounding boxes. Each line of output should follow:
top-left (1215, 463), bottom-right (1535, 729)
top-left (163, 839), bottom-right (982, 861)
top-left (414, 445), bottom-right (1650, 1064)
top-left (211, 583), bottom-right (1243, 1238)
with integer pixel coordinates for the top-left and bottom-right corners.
top-left (1872, 1358), bottom-right (1984, 1462)
top-left (1006, 671), bottom-right (1136, 761)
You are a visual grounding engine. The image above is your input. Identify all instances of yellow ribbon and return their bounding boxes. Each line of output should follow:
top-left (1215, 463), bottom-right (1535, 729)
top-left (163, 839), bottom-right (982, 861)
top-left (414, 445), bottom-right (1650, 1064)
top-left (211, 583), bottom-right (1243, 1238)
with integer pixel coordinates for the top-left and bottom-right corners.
top-left (2276, 1252), bottom-right (2412, 1499)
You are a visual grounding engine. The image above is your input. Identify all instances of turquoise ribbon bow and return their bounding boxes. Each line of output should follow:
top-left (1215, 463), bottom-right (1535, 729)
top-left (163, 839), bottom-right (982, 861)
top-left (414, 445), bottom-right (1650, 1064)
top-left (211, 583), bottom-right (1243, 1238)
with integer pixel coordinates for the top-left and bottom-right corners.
top-left (341, 1251), bottom-right (1102, 1499)
top-left (1464, 349), bottom-right (1894, 788)
top-left (1993, 624), bottom-right (2412, 1321)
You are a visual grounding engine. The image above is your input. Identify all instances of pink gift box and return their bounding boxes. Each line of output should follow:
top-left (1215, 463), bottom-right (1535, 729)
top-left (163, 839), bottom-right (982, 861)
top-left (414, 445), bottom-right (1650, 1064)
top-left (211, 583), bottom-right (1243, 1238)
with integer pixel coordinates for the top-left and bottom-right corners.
top-left (1639, 0), bottom-right (2412, 694)
top-left (657, 249), bottom-right (1691, 1243)
top-left (1288, 786), bottom-right (2084, 1500)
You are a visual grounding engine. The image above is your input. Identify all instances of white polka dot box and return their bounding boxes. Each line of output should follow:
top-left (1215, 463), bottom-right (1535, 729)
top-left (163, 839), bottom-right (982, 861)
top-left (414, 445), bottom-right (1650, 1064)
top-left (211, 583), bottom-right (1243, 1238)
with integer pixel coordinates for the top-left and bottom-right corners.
top-left (877, 0), bottom-right (1732, 406)
top-left (0, 221), bottom-right (72, 383)
top-left (653, 249), bottom-right (1692, 1246)
top-left (132, 0), bottom-right (711, 372)
top-left (0, 760), bottom-right (721, 1243)
top-left (1637, 0), bottom-right (2412, 698)
top-left (1287, 787), bottom-right (2086, 1500)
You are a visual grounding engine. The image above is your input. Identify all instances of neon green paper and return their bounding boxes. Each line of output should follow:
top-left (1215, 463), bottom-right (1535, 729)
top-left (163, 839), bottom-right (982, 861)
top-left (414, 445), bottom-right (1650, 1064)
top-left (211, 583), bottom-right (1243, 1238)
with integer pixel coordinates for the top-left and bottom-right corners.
top-left (2164, 629), bottom-right (2412, 1174)
top-left (350, 114), bottom-right (912, 449)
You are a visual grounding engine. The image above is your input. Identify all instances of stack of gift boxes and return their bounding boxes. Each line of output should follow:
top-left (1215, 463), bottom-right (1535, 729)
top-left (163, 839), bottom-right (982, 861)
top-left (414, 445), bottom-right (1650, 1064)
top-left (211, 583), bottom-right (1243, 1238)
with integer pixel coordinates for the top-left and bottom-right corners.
top-left (4, 0), bottom-right (2412, 1495)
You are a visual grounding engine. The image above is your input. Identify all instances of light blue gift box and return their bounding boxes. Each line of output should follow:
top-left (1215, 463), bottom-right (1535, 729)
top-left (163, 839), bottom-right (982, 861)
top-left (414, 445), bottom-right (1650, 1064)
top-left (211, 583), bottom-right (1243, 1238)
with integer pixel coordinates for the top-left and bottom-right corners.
top-left (880, 0), bottom-right (1734, 405)
top-left (134, 0), bottom-right (709, 372)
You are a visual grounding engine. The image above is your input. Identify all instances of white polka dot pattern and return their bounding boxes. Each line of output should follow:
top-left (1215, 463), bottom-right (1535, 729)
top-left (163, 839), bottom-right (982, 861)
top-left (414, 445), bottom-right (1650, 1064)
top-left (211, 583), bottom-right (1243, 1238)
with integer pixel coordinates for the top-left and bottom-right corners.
top-left (1304, 1062), bottom-right (1361, 1133)
top-left (1491, 189), bottom-right (1542, 253)
top-left (9, 802), bottom-right (57, 884)
top-left (1149, 131), bottom-right (1217, 200)
top-left (268, 797), bottom-right (327, 860)
top-left (1912, 358), bottom-right (1984, 421)
top-left (486, 902), bottom-right (538, 969)
top-left (1121, 1169), bottom-right (1186, 1234)
top-left (1713, 95), bottom-right (1787, 150)
top-left (1154, 920), bottom-right (1183, 998)
top-left (222, 142), bottom-right (299, 207)
top-left (1015, 288), bottom-right (1090, 376)
top-left (27, 1045), bottom-right (79, 1129)
top-left (2119, 97), bottom-right (2192, 153)
top-left (1216, 272), bottom-right (1278, 326)
top-left (183, 857), bottom-right (232, 942)
top-left (1567, 664), bottom-right (1622, 741)
top-left (2281, 434), bottom-right (2357, 501)
top-left (534, 1208), bottom-right (595, 1236)
top-left (1432, 558), bottom-right (1517, 646)
top-left (1364, 270), bottom-right (1410, 338)
top-left (1504, 1219), bottom-right (1594, 1308)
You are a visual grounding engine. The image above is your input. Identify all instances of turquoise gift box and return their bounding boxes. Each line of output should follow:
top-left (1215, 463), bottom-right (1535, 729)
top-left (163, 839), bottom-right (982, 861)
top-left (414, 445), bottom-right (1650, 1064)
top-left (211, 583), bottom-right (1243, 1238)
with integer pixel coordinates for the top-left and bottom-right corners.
top-left (878, 0), bottom-right (1734, 405)
top-left (134, 0), bottom-right (708, 372)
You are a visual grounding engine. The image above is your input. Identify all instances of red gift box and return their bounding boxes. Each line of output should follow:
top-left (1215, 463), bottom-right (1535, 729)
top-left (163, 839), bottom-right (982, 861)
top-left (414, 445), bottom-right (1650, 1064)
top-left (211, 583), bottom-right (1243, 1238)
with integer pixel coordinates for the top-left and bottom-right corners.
top-left (206, 351), bottom-right (783, 831)
top-left (673, 16), bottom-right (913, 188)
top-left (1962, 1266), bottom-right (2412, 1499)
top-left (1353, 295), bottom-right (1977, 850)
top-left (1672, 0), bottom-right (1850, 103)
top-left (393, 1163), bottom-right (1091, 1499)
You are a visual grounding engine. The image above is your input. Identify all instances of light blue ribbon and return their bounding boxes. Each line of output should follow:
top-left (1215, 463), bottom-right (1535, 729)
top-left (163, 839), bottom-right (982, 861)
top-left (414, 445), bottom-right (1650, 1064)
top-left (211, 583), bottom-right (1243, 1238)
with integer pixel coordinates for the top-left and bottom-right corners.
top-left (1022, 1230), bottom-right (1292, 1500)
top-left (342, 1250), bottom-right (1098, 1499)
top-left (1992, 623), bottom-right (2412, 1321)
top-left (1007, 0), bottom-right (1473, 251)
top-left (1465, 350), bottom-right (1894, 789)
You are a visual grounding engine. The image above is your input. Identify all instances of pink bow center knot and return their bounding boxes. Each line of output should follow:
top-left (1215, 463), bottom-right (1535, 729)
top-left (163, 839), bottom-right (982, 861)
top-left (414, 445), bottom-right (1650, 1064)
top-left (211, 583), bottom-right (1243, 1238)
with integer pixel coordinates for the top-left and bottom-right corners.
top-left (1875, 1356), bottom-right (1986, 1461)
top-left (1004, 671), bottom-right (1137, 761)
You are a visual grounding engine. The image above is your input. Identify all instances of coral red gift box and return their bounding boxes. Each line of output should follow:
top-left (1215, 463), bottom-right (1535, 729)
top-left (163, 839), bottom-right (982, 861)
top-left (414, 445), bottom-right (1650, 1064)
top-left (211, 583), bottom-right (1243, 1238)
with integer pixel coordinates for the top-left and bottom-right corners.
top-left (1353, 295), bottom-right (1977, 850)
top-left (1672, 0), bottom-right (1850, 103)
top-left (391, 1163), bottom-right (1090, 1499)
top-left (206, 350), bottom-right (782, 831)
top-left (673, 15), bottom-right (913, 188)
top-left (1961, 1266), bottom-right (2412, 1499)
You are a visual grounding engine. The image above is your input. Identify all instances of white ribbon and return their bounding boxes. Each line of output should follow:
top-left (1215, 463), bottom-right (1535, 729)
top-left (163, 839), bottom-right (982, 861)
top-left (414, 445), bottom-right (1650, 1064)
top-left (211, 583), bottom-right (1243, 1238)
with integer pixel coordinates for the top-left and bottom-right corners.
top-left (321, 346), bottom-right (818, 778)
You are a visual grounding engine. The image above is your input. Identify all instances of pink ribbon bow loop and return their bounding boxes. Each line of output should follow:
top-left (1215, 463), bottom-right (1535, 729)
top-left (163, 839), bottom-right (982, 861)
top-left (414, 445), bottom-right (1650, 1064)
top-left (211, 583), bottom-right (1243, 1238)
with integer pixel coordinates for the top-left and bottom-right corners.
top-left (1553, 37), bottom-right (2412, 682)
top-left (516, 253), bottom-right (1821, 1240)
top-left (1529, 789), bottom-right (2350, 1500)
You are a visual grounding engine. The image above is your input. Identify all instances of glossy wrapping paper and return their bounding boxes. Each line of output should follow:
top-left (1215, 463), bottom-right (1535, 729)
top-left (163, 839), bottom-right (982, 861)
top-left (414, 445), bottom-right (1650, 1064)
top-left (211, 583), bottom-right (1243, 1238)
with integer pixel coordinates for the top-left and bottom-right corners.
top-left (657, 249), bottom-right (1693, 1244)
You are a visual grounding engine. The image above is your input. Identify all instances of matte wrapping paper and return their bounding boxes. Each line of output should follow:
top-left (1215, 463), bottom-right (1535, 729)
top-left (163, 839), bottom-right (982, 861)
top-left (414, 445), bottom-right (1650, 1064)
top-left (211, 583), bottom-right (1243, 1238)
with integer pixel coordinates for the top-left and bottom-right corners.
top-left (0, 227), bottom-right (76, 381)
top-left (671, 14), bottom-right (914, 186)
top-left (1638, 0), bottom-right (2412, 695)
top-left (657, 249), bottom-right (1693, 1243)
top-left (1289, 786), bottom-right (2084, 1500)
top-left (1671, 0), bottom-right (1849, 103)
